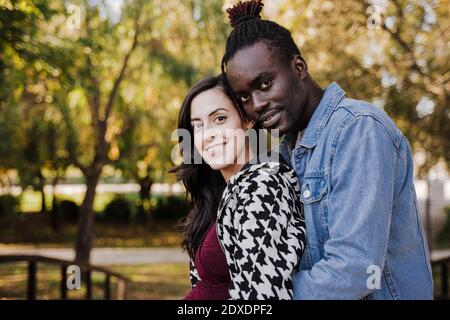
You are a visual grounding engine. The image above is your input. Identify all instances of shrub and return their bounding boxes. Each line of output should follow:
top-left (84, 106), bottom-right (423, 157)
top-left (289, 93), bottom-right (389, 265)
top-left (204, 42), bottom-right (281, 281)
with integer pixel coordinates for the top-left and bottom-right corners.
top-left (56, 199), bottom-right (79, 222)
top-left (103, 197), bottom-right (135, 222)
top-left (153, 195), bottom-right (189, 221)
top-left (0, 194), bottom-right (19, 217)
top-left (436, 206), bottom-right (450, 247)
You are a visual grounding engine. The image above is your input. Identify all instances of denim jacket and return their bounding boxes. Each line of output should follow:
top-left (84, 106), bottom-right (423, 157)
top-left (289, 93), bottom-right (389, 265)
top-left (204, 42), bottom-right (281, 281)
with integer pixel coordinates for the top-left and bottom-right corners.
top-left (279, 82), bottom-right (434, 299)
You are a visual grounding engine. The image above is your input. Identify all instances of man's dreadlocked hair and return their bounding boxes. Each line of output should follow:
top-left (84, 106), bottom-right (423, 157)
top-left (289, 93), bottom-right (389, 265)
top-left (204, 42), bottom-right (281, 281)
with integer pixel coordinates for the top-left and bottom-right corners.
top-left (221, 0), bottom-right (301, 74)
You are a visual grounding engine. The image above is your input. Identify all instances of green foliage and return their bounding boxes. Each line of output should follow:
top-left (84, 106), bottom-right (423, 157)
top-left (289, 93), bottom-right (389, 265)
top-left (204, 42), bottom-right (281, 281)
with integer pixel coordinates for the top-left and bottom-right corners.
top-left (0, 0), bottom-right (57, 100)
top-left (0, 0), bottom-right (71, 192)
top-left (55, 199), bottom-right (79, 222)
top-left (102, 196), bottom-right (136, 222)
top-left (436, 206), bottom-right (450, 248)
top-left (102, 194), bottom-right (190, 222)
top-left (153, 195), bottom-right (189, 221)
top-left (0, 194), bottom-right (20, 217)
top-left (279, 0), bottom-right (449, 174)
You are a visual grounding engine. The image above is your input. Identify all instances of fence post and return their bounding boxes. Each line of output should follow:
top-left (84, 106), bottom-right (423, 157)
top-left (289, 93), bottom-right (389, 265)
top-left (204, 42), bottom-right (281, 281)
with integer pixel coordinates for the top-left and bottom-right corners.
top-left (61, 265), bottom-right (67, 299)
top-left (85, 270), bottom-right (92, 299)
top-left (442, 263), bottom-right (448, 299)
top-left (104, 274), bottom-right (111, 300)
top-left (117, 279), bottom-right (127, 300)
top-left (27, 261), bottom-right (37, 300)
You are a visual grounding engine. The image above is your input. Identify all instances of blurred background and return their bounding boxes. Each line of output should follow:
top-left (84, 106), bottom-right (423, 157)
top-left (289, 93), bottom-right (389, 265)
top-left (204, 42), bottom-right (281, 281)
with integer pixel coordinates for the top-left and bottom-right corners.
top-left (0, 0), bottom-right (448, 299)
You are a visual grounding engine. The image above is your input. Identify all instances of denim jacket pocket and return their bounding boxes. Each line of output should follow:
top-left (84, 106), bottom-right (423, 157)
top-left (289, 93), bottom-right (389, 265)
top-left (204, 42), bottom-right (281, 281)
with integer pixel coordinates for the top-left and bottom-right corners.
top-left (299, 175), bottom-right (328, 204)
top-left (299, 173), bottom-right (329, 254)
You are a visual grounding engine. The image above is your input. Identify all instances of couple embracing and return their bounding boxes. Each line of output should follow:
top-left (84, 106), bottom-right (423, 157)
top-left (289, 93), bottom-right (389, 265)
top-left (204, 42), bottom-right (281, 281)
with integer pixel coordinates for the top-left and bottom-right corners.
top-left (171, 0), bottom-right (433, 300)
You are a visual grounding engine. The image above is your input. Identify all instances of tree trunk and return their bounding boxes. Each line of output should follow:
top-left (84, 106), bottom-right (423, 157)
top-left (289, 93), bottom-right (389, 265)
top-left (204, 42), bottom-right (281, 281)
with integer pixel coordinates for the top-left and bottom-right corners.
top-left (50, 177), bottom-right (60, 232)
top-left (39, 185), bottom-right (47, 215)
top-left (75, 172), bottom-right (101, 264)
top-left (138, 175), bottom-right (153, 226)
top-left (36, 170), bottom-right (47, 215)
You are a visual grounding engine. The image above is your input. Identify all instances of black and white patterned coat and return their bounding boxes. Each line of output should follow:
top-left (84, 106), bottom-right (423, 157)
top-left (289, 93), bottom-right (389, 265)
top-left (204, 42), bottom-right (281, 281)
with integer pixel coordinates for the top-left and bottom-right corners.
top-left (189, 161), bottom-right (306, 300)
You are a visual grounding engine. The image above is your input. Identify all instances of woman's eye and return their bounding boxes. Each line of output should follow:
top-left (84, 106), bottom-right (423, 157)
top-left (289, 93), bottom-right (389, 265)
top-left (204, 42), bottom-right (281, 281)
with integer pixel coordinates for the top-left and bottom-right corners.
top-left (240, 95), bottom-right (249, 103)
top-left (260, 80), bottom-right (271, 90)
top-left (214, 115), bottom-right (227, 123)
top-left (192, 122), bottom-right (202, 130)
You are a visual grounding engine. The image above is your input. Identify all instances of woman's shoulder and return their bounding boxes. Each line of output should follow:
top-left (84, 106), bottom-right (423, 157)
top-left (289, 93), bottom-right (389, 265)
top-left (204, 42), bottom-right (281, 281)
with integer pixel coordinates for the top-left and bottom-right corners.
top-left (218, 157), bottom-right (300, 213)
top-left (230, 160), bottom-right (298, 192)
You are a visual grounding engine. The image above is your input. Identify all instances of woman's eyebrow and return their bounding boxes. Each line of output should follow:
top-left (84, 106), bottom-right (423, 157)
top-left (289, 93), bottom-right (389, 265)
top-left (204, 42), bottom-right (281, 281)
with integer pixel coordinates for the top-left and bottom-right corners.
top-left (208, 107), bottom-right (228, 117)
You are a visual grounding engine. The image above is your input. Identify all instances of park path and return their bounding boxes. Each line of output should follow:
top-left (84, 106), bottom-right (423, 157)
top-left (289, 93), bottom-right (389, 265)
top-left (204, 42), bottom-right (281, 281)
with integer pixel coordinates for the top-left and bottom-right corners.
top-left (431, 248), bottom-right (450, 261)
top-left (0, 246), bottom-right (448, 266)
top-left (0, 246), bottom-right (189, 265)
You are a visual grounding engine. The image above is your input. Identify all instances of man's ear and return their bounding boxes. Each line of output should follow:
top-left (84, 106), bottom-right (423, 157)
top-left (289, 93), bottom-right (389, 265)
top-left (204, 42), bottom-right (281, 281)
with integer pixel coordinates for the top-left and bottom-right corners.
top-left (293, 55), bottom-right (308, 80)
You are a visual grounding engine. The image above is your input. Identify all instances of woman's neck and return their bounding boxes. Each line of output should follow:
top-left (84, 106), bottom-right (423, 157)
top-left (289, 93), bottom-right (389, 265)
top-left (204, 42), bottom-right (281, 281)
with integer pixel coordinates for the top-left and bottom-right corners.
top-left (220, 146), bottom-right (254, 183)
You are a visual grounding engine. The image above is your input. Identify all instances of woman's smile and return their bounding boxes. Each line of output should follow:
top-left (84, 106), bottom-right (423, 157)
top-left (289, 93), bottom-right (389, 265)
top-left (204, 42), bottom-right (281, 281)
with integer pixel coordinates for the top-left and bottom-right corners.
top-left (205, 141), bottom-right (227, 153)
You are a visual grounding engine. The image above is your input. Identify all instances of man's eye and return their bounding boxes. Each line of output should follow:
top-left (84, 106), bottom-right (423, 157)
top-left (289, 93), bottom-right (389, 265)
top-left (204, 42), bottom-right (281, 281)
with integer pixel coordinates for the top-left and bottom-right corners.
top-left (240, 95), bottom-right (250, 103)
top-left (260, 80), bottom-right (272, 90)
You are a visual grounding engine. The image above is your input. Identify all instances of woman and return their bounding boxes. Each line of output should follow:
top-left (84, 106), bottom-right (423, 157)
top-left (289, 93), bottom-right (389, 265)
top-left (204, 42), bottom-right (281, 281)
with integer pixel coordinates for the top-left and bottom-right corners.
top-left (172, 75), bottom-right (305, 300)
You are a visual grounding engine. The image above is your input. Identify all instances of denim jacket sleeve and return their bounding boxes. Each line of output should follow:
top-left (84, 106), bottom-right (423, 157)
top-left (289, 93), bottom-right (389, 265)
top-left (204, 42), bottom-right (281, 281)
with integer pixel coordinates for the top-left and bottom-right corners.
top-left (294, 115), bottom-right (400, 299)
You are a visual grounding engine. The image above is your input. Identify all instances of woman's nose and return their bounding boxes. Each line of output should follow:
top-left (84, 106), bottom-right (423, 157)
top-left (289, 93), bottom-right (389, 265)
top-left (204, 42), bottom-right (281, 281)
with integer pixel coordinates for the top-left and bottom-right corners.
top-left (203, 128), bottom-right (216, 143)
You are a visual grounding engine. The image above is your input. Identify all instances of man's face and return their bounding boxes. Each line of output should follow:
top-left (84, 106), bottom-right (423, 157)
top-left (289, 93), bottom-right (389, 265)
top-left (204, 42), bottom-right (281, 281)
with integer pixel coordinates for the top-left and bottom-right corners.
top-left (226, 41), bottom-right (307, 136)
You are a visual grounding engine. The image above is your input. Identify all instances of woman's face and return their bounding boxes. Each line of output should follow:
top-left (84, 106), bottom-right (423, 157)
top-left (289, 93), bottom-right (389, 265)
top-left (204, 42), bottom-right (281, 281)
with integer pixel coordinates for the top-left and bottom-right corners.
top-left (190, 87), bottom-right (253, 173)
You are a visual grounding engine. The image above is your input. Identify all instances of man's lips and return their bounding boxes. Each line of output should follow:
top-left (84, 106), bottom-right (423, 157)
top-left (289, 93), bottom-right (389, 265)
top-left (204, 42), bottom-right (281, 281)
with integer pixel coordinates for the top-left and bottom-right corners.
top-left (259, 108), bottom-right (282, 128)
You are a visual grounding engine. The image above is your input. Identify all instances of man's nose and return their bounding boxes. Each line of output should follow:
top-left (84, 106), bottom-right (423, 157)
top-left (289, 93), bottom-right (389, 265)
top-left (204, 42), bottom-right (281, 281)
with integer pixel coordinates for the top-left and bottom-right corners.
top-left (252, 92), bottom-right (269, 113)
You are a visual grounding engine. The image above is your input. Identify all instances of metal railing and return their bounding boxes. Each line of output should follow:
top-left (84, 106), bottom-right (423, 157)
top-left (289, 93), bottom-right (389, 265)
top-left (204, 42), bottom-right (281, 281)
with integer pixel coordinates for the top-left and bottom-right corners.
top-left (0, 255), bottom-right (129, 300)
top-left (431, 253), bottom-right (450, 300)
top-left (1, 252), bottom-right (448, 300)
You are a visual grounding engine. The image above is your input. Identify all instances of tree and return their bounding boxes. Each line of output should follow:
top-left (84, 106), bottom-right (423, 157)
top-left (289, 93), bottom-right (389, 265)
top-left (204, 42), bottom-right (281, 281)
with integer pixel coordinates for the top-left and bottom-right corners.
top-left (0, 0), bottom-right (237, 264)
top-left (112, 0), bottom-right (230, 226)
top-left (0, 0), bottom-right (69, 213)
top-left (272, 0), bottom-right (448, 175)
top-left (57, 0), bottom-right (147, 264)
top-left (57, 0), bottom-right (229, 263)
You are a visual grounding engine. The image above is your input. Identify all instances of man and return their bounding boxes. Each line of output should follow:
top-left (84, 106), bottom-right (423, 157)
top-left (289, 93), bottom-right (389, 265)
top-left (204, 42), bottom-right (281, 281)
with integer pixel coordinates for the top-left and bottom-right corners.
top-left (221, 0), bottom-right (433, 299)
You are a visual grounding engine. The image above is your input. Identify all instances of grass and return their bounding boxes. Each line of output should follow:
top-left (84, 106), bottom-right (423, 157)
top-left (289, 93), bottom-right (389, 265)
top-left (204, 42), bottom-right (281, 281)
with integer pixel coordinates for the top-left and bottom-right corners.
top-left (0, 262), bottom-right (191, 300)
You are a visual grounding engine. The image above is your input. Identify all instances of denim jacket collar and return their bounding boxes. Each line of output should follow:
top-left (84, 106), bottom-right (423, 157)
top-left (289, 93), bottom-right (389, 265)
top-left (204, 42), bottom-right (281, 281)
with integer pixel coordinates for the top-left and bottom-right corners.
top-left (279, 82), bottom-right (346, 163)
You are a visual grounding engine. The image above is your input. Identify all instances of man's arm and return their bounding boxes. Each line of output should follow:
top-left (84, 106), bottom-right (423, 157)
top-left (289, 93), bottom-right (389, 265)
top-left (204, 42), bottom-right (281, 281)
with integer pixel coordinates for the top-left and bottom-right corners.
top-left (294, 115), bottom-right (401, 299)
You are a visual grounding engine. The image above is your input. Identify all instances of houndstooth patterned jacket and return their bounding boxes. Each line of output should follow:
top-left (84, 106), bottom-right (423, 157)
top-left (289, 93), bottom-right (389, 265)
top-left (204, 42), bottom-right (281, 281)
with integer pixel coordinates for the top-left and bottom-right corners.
top-left (189, 161), bottom-right (306, 300)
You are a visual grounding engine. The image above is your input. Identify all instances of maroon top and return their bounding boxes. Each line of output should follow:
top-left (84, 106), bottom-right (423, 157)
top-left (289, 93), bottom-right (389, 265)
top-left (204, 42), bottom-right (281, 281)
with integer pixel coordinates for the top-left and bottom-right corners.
top-left (184, 223), bottom-right (231, 300)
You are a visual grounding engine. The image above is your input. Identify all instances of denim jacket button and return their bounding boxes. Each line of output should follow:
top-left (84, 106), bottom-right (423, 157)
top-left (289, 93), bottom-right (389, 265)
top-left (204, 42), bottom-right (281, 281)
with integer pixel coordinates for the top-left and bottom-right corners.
top-left (303, 189), bottom-right (311, 199)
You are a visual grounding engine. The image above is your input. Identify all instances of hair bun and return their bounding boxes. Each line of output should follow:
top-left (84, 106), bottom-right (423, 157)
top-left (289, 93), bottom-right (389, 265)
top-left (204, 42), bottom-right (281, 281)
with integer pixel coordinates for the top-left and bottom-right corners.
top-left (226, 0), bottom-right (264, 28)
